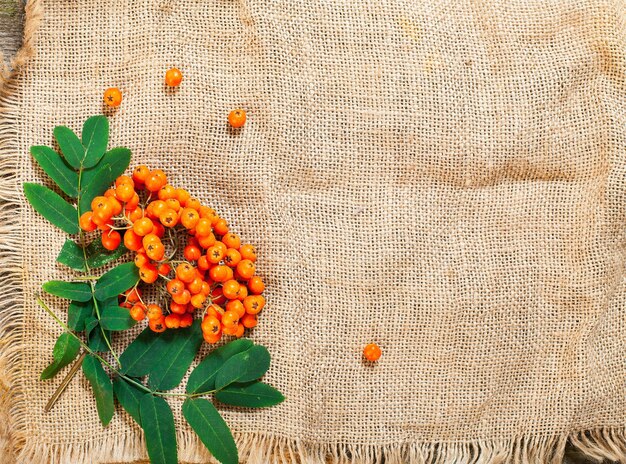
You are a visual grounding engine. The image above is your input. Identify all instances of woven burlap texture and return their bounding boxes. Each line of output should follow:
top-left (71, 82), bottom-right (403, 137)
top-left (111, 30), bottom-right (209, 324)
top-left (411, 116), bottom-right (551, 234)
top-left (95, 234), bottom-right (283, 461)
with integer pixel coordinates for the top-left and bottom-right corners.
top-left (1, 0), bottom-right (625, 463)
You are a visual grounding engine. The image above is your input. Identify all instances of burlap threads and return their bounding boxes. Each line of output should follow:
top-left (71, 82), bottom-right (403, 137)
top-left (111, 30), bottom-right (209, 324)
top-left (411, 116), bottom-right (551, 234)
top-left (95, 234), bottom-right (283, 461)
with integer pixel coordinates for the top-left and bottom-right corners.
top-left (1, 0), bottom-right (625, 463)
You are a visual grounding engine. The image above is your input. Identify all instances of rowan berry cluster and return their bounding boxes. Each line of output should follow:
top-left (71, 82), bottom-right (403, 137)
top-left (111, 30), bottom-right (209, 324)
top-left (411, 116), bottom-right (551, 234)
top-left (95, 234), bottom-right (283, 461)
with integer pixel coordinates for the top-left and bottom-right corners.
top-left (79, 166), bottom-right (266, 343)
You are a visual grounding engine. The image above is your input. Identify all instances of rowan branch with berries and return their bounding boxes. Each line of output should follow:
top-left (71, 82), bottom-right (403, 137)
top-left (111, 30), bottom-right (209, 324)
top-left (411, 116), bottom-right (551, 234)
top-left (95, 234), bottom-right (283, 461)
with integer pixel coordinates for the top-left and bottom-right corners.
top-left (24, 115), bottom-right (283, 464)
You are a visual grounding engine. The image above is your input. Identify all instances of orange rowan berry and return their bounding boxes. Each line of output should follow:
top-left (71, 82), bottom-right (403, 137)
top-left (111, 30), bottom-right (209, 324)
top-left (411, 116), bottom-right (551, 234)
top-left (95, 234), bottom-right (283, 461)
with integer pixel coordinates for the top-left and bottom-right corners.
top-left (115, 175), bottom-right (133, 187)
top-left (109, 197), bottom-right (123, 216)
top-left (195, 218), bottom-right (212, 237)
top-left (197, 255), bottom-right (210, 271)
top-left (146, 304), bottom-right (163, 321)
top-left (221, 310), bottom-right (239, 329)
top-left (179, 313), bottom-right (193, 328)
top-left (124, 193), bottom-right (140, 211)
top-left (152, 220), bottom-right (165, 238)
top-left (237, 285), bottom-right (248, 300)
top-left (184, 244), bottom-right (202, 262)
top-left (198, 205), bottom-right (214, 219)
top-left (142, 233), bottom-right (160, 246)
top-left (102, 230), bottom-right (121, 250)
top-left (165, 313), bottom-right (181, 329)
top-left (197, 232), bottom-right (216, 249)
top-left (187, 276), bottom-right (203, 295)
top-left (165, 198), bottom-right (180, 212)
top-left (243, 295), bottom-right (265, 315)
top-left (133, 217), bottom-right (154, 237)
top-left (180, 208), bottom-right (200, 229)
top-left (222, 233), bottom-right (241, 250)
top-left (174, 189), bottom-right (190, 205)
top-left (224, 248), bottom-right (241, 268)
top-left (202, 315), bottom-right (221, 335)
top-left (233, 323), bottom-right (245, 338)
top-left (247, 276), bottom-right (265, 295)
top-left (127, 207), bottom-right (143, 223)
top-left (104, 87), bottom-right (122, 107)
top-left (79, 212), bottom-right (97, 231)
top-left (144, 239), bottom-right (165, 261)
top-left (228, 109), bottom-right (246, 128)
top-left (213, 218), bottom-right (229, 235)
top-left (222, 280), bottom-right (241, 300)
top-left (123, 287), bottom-right (142, 304)
top-left (226, 299), bottom-right (245, 318)
top-left (133, 165), bottom-right (150, 185)
top-left (145, 170), bottom-right (167, 192)
top-left (203, 332), bottom-right (221, 344)
top-left (91, 196), bottom-right (113, 220)
top-left (139, 263), bottom-right (159, 283)
top-left (207, 242), bottom-right (227, 263)
top-left (209, 265), bottom-right (232, 283)
top-left (200, 281), bottom-right (211, 296)
top-left (241, 313), bottom-right (257, 329)
top-left (158, 262), bottom-right (171, 276)
top-left (172, 289), bottom-right (191, 305)
top-left (134, 252), bottom-right (149, 268)
top-left (159, 209), bottom-right (179, 228)
top-left (115, 183), bottom-right (134, 202)
top-left (96, 218), bottom-right (114, 232)
top-left (166, 278), bottom-right (185, 296)
top-left (130, 303), bottom-right (146, 321)
top-left (165, 68), bottom-right (183, 87)
top-left (146, 200), bottom-right (168, 219)
top-left (176, 263), bottom-right (196, 283)
top-left (239, 244), bottom-right (257, 262)
top-left (236, 259), bottom-right (256, 280)
top-left (104, 188), bottom-right (117, 198)
top-left (158, 184), bottom-right (176, 201)
top-left (149, 316), bottom-right (166, 333)
top-left (190, 293), bottom-right (206, 309)
top-left (363, 343), bottom-right (381, 362)
top-left (222, 324), bottom-right (238, 336)
top-left (170, 302), bottom-right (187, 316)
top-left (185, 198), bottom-right (201, 210)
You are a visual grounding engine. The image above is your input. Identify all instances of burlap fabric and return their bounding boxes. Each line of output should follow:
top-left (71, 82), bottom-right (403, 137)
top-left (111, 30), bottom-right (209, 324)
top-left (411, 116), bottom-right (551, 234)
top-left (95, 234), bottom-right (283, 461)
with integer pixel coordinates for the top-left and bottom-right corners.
top-left (1, 0), bottom-right (625, 463)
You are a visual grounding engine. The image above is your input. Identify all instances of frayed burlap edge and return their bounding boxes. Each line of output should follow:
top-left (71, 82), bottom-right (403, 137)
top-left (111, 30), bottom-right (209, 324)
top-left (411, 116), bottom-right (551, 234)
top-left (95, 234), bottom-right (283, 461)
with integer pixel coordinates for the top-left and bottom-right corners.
top-left (0, 1), bottom-right (624, 463)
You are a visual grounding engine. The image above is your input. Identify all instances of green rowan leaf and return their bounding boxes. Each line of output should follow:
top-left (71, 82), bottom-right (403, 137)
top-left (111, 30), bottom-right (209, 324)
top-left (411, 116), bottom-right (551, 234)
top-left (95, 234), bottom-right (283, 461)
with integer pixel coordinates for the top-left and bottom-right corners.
top-left (56, 239), bottom-right (85, 271)
top-left (214, 345), bottom-right (271, 390)
top-left (112, 376), bottom-right (144, 426)
top-left (30, 145), bottom-right (78, 197)
top-left (67, 300), bottom-right (93, 331)
top-left (23, 183), bottom-right (79, 234)
top-left (42, 280), bottom-right (92, 302)
top-left (94, 262), bottom-right (139, 300)
top-left (215, 381), bottom-right (284, 408)
top-left (53, 125), bottom-right (84, 169)
top-left (40, 333), bottom-right (80, 380)
top-left (140, 394), bottom-right (178, 464)
top-left (81, 115), bottom-right (109, 168)
top-left (82, 355), bottom-right (114, 426)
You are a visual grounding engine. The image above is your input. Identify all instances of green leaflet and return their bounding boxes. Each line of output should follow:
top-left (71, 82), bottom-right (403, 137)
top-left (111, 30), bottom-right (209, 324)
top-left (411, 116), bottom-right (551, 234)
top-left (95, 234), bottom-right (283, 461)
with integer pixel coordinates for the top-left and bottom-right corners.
top-left (119, 327), bottom-right (172, 376)
top-left (140, 394), bottom-right (178, 464)
top-left (147, 321), bottom-right (203, 391)
top-left (94, 262), bottom-right (139, 300)
top-left (23, 183), bottom-right (79, 234)
top-left (215, 381), bottom-right (284, 408)
top-left (82, 355), bottom-right (114, 426)
top-left (42, 280), bottom-right (92, 302)
top-left (67, 300), bottom-right (93, 331)
top-left (40, 332), bottom-right (80, 380)
top-left (80, 147), bottom-right (131, 214)
top-left (85, 316), bottom-right (111, 353)
top-left (100, 302), bottom-right (136, 331)
top-left (214, 345), bottom-right (271, 390)
top-left (186, 339), bottom-right (253, 394)
top-left (53, 125), bottom-right (84, 169)
top-left (85, 239), bottom-right (127, 269)
top-left (112, 377), bottom-right (144, 426)
top-left (56, 239), bottom-right (85, 271)
top-left (182, 398), bottom-right (238, 464)
top-left (30, 145), bottom-right (78, 197)
top-left (81, 115), bottom-right (109, 168)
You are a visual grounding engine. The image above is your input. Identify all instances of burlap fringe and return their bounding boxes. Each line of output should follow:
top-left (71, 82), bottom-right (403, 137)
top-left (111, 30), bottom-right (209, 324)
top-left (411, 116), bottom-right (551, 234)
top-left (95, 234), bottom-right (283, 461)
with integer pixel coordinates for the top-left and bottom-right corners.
top-left (4, 427), bottom-right (626, 463)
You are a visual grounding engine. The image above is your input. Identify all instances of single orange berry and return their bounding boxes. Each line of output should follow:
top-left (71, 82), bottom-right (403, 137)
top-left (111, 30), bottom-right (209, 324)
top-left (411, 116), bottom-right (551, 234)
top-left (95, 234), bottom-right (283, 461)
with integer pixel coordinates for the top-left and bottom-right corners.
top-left (239, 244), bottom-right (257, 262)
top-left (104, 87), bottom-right (122, 107)
top-left (222, 280), bottom-right (241, 300)
top-left (130, 303), bottom-right (146, 321)
top-left (127, 207), bottom-right (143, 223)
top-left (144, 239), bottom-right (165, 261)
top-left (198, 233), bottom-right (216, 249)
top-left (179, 313), bottom-right (193, 328)
top-left (133, 217), bottom-right (154, 237)
top-left (236, 259), bottom-right (256, 280)
top-left (166, 278), bottom-right (185, 296)
top-left (165, 68), bottom-right (183, 87)
top-left (149, 316), bottom-right (167, 333)
top-left (200, 281), bottom-right (211, 296)
top-left (158, 184), bottom-right (176, 201)
top-left (221, 310), bottom-right (239, 329)
top-left (203, 332), bottom-right (222, 344)
top-left (190, 293), bottom-right (206, 309)
top-left (146, 200), bottom-right (168, 219)
top-left (236, 285), bottom-right (248, 301)
top-left (145, 170), bottom-right (167, 192)
top-left (172, 289), bottom-right (191, 305)
top-left (241, 313), bottom-right (257, 329)
top-left (247, 276), bottom-right (265, 295)
top-left (363, 343), bottom-right (382, 362)
top-left (222, 233), bottom-right (241, 250)
top-left (124, 192), bottom-right (140, 211)
top-left (157, 262), bottom-right (171, 276)
top-left (197, 255), bottom-right (210, 271)
top-left (165, 313), bottom-right (181, 329)
top-left (108, 196), bottom-right (123, 216)
top-left (223, 248), bottom-right (241, 268)
top-left (185, 198), bottom-right (201, 210)
top-left (152, 220), bottom-right (166, 238)
top-left (101, 230), bottom-right (121, 250)
top-left (180, 207), bottom-right (200, 229)
top-left (195, 218), bottom-right (212, 237)
top-left (184, 244), bottom-right (202, 262)
top-left (228, 108), bottom-right (246, 128)
top-left (159, 208), bottom-right (179, 228)
top-left (134, 252), bottom-right (149, 268)
top-left (139, 263), bottom-right (159, 283)
top-left (233, 323), bottom-right (245, 338)
top-left (176, 263), bottom-right (196, 283)
top-left (170, 301), bottom-right (188, 315)
top-left (79, 212), bottom-right (97, 232)
top-left (174, 188), bottom-right (190, 205)
top-left (207, 245), bottom-right (226, 264)
top-left (243, 295), bottom-right (265, 315)
top-left (123, 288), bottom-right (142, 304)
top-left (133, 165), bottom-right (150, 185)
top-left (226, 299), bottom-right (245, 318)
top-left (213, 218), bottom-right (229, 236)
top-left (201, 315), bottom-right (221, 336)
top-left (146, 304), bottom-right (163, 321)
top-left (115, 175), bottom-right (134, 188)
top-left (210, 287), bottom-right (227, 305)
top-left (209, 265), bottom-right (232, 283)
top-left (115, 183), bottom-right (135, 202)
top-left (187, 276), bottom-right (203, 295)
